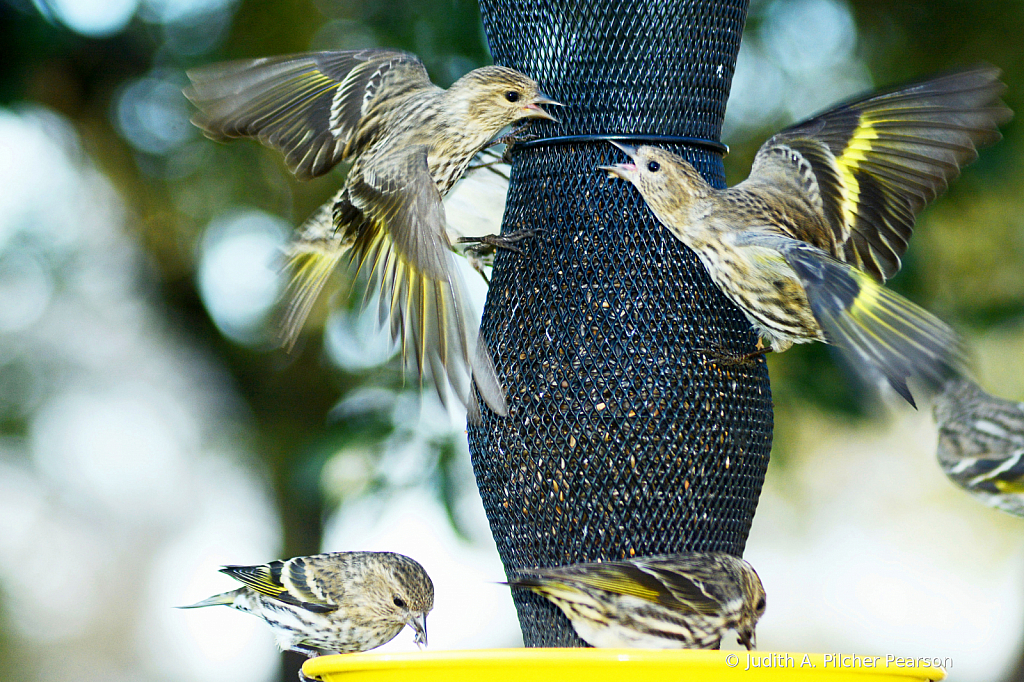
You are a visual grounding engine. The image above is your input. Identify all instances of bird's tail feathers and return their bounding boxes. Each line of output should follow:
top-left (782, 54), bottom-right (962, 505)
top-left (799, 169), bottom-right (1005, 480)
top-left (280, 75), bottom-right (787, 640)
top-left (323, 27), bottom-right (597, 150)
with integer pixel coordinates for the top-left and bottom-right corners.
top-left (352, 218), bottom-right (507, 422)
top-left (501, 575), bottom-right (545, 589)
top-left (279, 196), bottom-right (352, 350)
top-left (503, 575), bottom-right (589, 608)
top-left (469, 332), bottom-right (508, 422)
top-left (786, 246), bottom-right (969, 407)
top-left (176, 589), bottom-right (241, 609)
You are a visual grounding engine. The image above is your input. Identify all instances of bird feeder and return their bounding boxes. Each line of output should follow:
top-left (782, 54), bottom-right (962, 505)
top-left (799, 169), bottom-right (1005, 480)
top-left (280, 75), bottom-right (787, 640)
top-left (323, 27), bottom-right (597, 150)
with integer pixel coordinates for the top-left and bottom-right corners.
top-left (464, 0), bottom-right (773, 645)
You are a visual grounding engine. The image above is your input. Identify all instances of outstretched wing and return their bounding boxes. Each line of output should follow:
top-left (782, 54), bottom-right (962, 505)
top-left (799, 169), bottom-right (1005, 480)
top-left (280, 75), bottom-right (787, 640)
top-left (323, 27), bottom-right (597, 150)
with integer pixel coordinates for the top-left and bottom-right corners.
top-left (747, 66), bottom-right (1010, 282)
top-left (347, 145), bottom-right (507, 419)
top-left (184, 49), bottom-right (431, 179)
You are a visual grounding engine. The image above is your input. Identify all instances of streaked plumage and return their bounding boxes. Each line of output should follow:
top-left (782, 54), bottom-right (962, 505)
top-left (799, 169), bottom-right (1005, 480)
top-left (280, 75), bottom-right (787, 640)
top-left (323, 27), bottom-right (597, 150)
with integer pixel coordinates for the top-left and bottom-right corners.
top-left (933, 378), bottom-right (1024, 517)
top-left (185, 49), bottom-right (558, 418)
top-left (179, 551), bottom-right (434, 657)
top-left (603, 67), bottom-right (1010, 406)
top-left (505, 553), bottom-right (765, 650)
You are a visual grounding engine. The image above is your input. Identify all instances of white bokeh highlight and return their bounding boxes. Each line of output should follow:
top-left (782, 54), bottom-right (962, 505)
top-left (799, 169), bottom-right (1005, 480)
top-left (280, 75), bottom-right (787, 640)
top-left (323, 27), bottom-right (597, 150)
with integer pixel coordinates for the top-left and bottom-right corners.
top-left (198, 209), bottom-right (289, 344)
top-left (38, 0), bottom-right (139, 37)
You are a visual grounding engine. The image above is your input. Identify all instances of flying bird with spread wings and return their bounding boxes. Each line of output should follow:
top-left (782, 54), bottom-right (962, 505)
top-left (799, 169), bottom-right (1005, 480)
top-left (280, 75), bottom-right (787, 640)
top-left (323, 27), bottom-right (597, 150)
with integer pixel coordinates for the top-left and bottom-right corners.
top-left (185, 49), bottom-right (559, 418)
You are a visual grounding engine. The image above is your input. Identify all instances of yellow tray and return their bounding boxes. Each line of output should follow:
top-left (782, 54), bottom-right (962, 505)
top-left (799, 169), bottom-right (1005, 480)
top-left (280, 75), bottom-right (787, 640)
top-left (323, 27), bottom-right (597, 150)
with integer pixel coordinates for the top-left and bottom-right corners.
top-left (302, 649), bottom-right (946, 682)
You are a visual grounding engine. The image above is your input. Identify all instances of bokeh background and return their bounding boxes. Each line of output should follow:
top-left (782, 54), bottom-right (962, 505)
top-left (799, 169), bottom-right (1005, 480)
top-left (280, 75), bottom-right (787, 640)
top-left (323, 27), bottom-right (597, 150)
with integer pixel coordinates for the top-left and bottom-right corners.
top-left (1, 0), bottom-right (1023, 681)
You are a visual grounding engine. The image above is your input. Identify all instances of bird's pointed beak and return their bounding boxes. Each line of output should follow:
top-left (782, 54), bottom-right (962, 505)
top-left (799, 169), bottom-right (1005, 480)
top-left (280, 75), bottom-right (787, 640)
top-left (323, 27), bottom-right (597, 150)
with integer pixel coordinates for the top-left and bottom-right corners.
top-left (608, 139), bottom-right (639, 159)
top-left (535, 91), bottom-right (562, 107)
top-left (525, 91), bottom-right (562, 122)
top-left (409, 613), bottom-right (428, 648)
top-left (739, 629), bottom-right (756, 651)
top-left (599, 140), bottom-right (639, 180)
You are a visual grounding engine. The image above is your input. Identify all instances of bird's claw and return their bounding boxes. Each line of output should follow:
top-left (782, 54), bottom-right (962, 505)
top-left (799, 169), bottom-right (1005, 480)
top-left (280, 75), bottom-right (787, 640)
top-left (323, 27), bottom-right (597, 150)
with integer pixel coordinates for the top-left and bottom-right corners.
top-left (489, 122), bottom-right (543, 161)
top-left (458, 228), bottom-right (538, 255)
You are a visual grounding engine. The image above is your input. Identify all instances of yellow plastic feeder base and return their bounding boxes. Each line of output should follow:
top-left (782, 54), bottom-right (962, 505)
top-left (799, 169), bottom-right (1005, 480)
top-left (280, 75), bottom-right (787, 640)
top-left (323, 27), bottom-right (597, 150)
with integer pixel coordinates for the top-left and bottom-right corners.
top-left (302, 649), bottom-right (946, 682)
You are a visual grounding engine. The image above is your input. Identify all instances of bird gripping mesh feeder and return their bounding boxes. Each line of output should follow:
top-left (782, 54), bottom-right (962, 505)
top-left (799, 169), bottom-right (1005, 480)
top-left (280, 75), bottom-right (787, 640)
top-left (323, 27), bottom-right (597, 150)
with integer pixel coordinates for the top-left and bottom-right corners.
top-left (468, 0), bottom-right (773, 646)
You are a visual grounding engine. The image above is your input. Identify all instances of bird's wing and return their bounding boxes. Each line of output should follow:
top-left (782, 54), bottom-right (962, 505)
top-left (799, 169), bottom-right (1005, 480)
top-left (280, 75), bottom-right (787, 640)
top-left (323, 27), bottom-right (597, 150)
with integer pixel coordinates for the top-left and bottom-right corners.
top-left (740, 232), bottom-right (969, 407)
top-left (628, 560), bottom-right (726, 616)
top-left (747, 66), bottom-right (1010, 282)
top-left (221, 558), bottom-right (338, 613)
top-left (520, 561), bottom-right (718, 615)
top-left (347, 145), bottom-right (507, 419)
top-left (184, 49), bottom-right (431, 179)
top-left (946, 449), bottom-right (1024, 494)
top-left (936, 379), bottom-right (1024, 444)
top-left (936, 379), bottom-right (1024, 472)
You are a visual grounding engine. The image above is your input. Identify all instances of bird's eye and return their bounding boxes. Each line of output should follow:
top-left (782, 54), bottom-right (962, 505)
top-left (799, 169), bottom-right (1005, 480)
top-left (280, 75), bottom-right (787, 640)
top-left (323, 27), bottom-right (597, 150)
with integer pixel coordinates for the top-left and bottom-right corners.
top-left (647, 160), bottom-right (661, 173)
top-left (756, 597), bottom-right (766, 612)
top-left (504, 90), bottom-right (520, 103)
top-left (393, 596), bottom-right (407, 608)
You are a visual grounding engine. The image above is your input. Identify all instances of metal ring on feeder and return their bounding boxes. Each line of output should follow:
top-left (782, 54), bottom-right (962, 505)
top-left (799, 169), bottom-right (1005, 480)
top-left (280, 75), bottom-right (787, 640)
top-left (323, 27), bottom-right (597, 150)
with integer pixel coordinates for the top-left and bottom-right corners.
top-left (517, 134), bottom-right (730, 156)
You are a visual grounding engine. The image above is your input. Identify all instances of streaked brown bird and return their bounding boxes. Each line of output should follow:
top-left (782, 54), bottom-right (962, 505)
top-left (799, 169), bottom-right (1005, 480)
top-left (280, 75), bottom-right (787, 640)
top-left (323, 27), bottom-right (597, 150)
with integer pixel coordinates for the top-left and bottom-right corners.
top-left (505, 552), bottom-right (766, 650)
top-left (933, 377), bottom-right (1024, 517)
top-left (179, 551), bottom-right (434, 657)
top-left (184, 49), bottom-right (559, 418)
top-left (603, 67), bottom-right (1010, 406)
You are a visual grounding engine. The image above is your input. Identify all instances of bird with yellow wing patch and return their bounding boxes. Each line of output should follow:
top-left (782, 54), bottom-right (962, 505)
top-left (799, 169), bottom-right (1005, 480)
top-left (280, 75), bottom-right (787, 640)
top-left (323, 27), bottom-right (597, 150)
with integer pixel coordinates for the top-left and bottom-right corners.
top-left (603, 66), bottom-right (1010, 406)
top-left (505, 553), bottom-right (765, 650)
top-left (185, 49), bottom-right (560, 418)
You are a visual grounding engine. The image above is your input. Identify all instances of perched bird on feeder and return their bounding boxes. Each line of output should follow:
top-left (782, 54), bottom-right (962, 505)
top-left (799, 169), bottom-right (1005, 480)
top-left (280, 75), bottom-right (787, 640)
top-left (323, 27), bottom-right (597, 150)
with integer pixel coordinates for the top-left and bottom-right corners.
top-left (179, 551), bottom-right (434, 657)
top-left (184, 49), bottom-right (559, 418)
top-left (933, 377), bottom-right (1024, 517)
top-left (505, 552), bottom-right (766, 650)
top-left (602, 66), bottom-right (1010, 407)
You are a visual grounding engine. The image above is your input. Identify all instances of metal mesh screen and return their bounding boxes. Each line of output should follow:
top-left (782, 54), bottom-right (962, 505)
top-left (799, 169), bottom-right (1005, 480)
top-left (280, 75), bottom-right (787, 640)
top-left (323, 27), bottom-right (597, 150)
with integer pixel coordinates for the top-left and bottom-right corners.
top-left (467, 0), bottom-right (772, 647)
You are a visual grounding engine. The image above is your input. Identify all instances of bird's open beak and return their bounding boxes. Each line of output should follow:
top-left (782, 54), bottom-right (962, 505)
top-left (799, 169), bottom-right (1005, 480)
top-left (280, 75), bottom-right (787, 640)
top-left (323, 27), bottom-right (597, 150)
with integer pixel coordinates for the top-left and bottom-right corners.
top-left (525, 91), bottom-right (562, 122)
top-left (599, 163), bottom-right (636, 180)
top-left (600, 140), bottom-right (639, 180)
top-left (739, 629), bottom-right (756, 650)
top-left (409, 613), bottom-right (428, 648)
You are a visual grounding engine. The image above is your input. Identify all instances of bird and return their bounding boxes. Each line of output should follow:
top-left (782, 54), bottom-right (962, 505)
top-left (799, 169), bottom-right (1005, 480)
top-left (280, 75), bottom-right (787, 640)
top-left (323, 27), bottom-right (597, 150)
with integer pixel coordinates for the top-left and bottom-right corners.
top-left (184, 49), bottom-right (560, 419)
top-left (602, 66), bottom-right (1010, 407)
top-left (933, 377), bottom-right (1024, 517)
top-left (178, 551), bottom-right (435, 657)
top-left (504, 552), bottom-right (766, 650)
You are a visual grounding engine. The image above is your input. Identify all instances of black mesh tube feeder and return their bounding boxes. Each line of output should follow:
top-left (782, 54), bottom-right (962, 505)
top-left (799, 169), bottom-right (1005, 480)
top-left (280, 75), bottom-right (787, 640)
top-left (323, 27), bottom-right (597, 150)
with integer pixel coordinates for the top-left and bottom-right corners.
top-left (466, 0), bottom-right (774, 646)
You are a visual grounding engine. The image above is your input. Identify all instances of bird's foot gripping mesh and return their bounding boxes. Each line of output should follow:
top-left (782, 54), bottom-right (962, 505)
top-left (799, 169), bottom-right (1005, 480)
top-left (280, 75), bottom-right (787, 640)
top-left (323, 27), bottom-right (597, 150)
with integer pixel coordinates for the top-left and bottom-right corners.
top-left (468, 0), bottom-right (773, 646)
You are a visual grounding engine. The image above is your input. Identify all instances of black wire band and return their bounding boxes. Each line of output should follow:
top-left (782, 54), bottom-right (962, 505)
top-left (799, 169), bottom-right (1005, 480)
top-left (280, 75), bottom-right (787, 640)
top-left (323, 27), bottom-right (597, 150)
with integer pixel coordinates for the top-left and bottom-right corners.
top-left (516, 133), bottom-right (729, 156)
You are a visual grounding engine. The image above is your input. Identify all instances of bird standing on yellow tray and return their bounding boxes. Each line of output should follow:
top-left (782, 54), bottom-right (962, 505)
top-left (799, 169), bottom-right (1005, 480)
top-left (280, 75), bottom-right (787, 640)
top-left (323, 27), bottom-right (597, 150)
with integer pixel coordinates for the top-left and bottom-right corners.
top-left (602, 67), bottom-right (1010, 407)
top-left (179, 551), bottom-right (434, 657)
top-left (184, 49), bottom-right (560, 418)
top-left (933, 378), bottom-right (1024, 517)
top-left (505, 552), bottom-right (766, 650)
